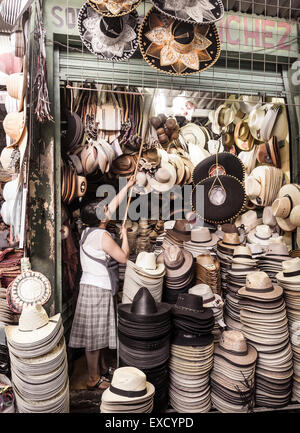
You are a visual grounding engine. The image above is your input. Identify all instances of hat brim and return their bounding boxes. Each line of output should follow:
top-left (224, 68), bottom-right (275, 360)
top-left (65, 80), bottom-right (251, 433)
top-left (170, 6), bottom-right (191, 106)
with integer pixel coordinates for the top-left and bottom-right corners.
top-left (138, 8), bottom-right (221, 76)
top-left (88, 0), bottom-right (141, 17)
top-left (238, 284), bottom-right (283, 300)
top-left (193, 152), bottom-right (245, 185)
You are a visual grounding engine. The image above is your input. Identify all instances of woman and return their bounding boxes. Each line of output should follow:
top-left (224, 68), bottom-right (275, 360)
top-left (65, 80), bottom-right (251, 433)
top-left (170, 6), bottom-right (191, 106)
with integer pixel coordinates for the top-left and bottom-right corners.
top-left (69, 177), bottom-right (135, 390)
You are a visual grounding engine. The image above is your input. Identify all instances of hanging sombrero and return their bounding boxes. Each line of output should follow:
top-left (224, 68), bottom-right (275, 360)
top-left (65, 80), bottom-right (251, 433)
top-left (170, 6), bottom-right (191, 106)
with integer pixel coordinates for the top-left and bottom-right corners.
top-left (150, 0), bottom-right (224, 24)
top-left (139, 7), bottom-right (221, 76)
top-left (191, 175), bottom-right (246, 224)
top-left (192, 152), bottom-right (245, 185)
top-left (78, 2), bottom-right (139, 62)
top-left (88, 0), bottom-right (141, 17)
top-left (6, 270), bottom-right (52, 314)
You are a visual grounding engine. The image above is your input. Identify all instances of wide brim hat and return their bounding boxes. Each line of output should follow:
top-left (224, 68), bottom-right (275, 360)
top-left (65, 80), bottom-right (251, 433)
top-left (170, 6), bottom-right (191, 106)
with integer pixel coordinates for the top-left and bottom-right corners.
top-left (88, 0), bottom-right (141, 17)
top-left (191, 175), bottom-right (246, 224)
top-left (147, 162), bottom-right (177, 193)
top-left (139, 8), bottom-right (221, 76)
top-left (272, 184), bottom-right (300, 232)
top-left (6, 270), bottom-right (52, 314)
top-left (214, 343), bottom-right (257, 367)
top-left (102, 380), bottom-right (155, 404)
top-left (150, 0), bottom-right (224, 24)
top-left (157, 248), bottom-right (193, 278)
top-left (192, 152), bottom-right (245, 185)
top-left (234, 120), bottom-right (255, 152)
top-left (118, 301), bottom-right (171, 323)
top-left (3, 110), bottom-right (26, 147)
top-left (247, 226), bottom-right (279, 246)
top-left (238, 283), bottom-right (283, 301)
top-left (184, 231), bottom-right (218, 248)
top-left (78, 3), bottom-right (139, 62)
top-left (257, 137), bottom-right (281, 169)
top-left (130, 261), bottom-right (165, 277)
top-left (180, 123), bottom-right (206, 147)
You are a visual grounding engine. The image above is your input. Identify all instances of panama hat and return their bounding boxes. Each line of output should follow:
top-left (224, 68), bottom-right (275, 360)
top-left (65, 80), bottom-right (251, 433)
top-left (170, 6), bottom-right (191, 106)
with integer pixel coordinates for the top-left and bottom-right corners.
top-left (248, 104), bottom-right (268, 141)
top-left (238, 271), bottom-right (283, 301)
top-left (157, 245), bottom-right (193, 279)
top-left (133, 252), bottom-right (165, 277)
top-left (235, 210), bottom-right (262, 234)
top-left (214, 330), bottom-right (257, 366)
top-left (193, 152), bottom-right (245, 185)
top-left (139, 8), bottom-right (221, 76)
top-left (276, 258), bottom-right (300, 284)
top-left (272, 184), bottom-right (300, 232)
top-left (247, 225), bottom-right (279, 246)
top-left (184, 227), bottom-right (218, 248)
top-left (78, 3), bottom-right (139, 62)
top-left (188, 284), bottom-right (223, 309)
top-left (147, 162), bottom-right (177, 193)
top-left (133, 172), bottom-right (152, 195)
top-left (88, 0), bottom-right (141, 17)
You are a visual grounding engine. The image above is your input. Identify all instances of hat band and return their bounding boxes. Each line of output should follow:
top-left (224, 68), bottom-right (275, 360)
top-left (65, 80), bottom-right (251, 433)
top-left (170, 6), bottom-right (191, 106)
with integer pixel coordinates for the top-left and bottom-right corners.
top-left (109, 385), bottom-right (147, 398)
top-left (222, 241), bottom-right (239, 246)
top-left (18, 319), bottom-right (57, 333)
top-left (203, 296), bottom-right (215, 304)
top-left (172, 227), bottom-right (191, 236)
top-left (245, 286), bottom-right (274, 293)
top-left (254, 234), bottom-right (271, 240)
top-left (233, 254), bottom-right (252, 259)
top-left (219, 345), bottom-right (248, 357)
top-left (191, 238), bottom-right (213, 244)
top-left (283, 270), bottom-right (300, 278)
top-left (165, 256), bottom-right (185, 271)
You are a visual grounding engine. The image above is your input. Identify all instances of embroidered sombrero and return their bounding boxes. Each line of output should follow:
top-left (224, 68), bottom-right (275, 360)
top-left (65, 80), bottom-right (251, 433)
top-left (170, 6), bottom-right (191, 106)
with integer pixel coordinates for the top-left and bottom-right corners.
top-left (139, 8), bottom-right (221, 76)
top-left (6, 270), bottom-right (52, 314)
top-left (78, 2), bottom-right (139, 62)
top-left (88, 0), bottom-right (141, 17)
top-left (150, 0), bottom-right (224, 24)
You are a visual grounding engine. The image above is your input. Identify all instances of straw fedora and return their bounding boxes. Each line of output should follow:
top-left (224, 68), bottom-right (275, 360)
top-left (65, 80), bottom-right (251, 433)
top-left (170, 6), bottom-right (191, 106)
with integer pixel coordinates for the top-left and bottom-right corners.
top-left (101, 367), bottom-right (155, 404)
top-left (3, 111), bottom-right (25, 147)
top-left (248, 104), bottom-right (267, 141)
top-left (88, 0), bottom-right (141, 17)
top-left (234, 120), bottom-right (255, 151)
top-left (235, 210), bottom-right (262, 233)
top-left (217, 232), bottom-right (240, 251)
top-left (5, 304), bottom-right (61, 347)
top-left (133, 252), bottom-right (165, 277)
top-left (260, 104), bottom-right (288, 143)
top-left (138, 8), bottom-right (221, 76)
top-left (147, 163), bottom-right (177, 193)
top-left (165, 219), bottom-right (191, 242)
top-left (215, 104), bottom-right (235, 129)
top-left (188, 284), bottom-right (223, 309)
top-left (247, 225), bottom-right (279, 246)
top-left (157, 245), bottom-right (193, 278)
top-left (276, 258), bottom-right (300, 284)
top-left (184, 227), bottom-right (218, 248)
top-left (238, 271), bottom-right (283, 300)
top-left (215, 330), bottom-right (257, 366)
top-left (272, 184), bottom-right (300, 232)
top-left (257, 137), bottom-right (281, 168)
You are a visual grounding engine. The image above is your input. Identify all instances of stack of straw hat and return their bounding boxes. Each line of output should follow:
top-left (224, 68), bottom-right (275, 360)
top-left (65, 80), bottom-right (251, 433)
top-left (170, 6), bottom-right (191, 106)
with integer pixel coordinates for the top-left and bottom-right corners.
top-left (0, 324), bottom-right (10, 377)
top-left (100, 367), bottom-right (155, 414)
top-left (157, 245), bottom-right (194, 304)
top-left (169, 293), bottom-right (214, 413)
top-left (189, 284), bottom-right (225, 342)
top-left (122, 252), bottom-right (165, 303)
top-left (225, 246), bottom-right (258, 331)
top-left (118, 288), bottom-right (171, 411)
top-left (277, 258), bottom-right (300, 403)
top-left (149, 220), bottom-right (165, 248)
top-left (259, 242), bottom-right (291, 283)
top-left (183, 227), bottom-right (218, 258)
top-left (162, 220), bottom-right (191, 250)
top-left (0, 287), bottom-right (14, 325)
top-left (211, 330), bottom-right (257, 413)
top-left (238, 272), bottom-right (293, 408)
top-left (217, 232), bottom-right (241, 296)
top-left (5, 304), bottom-right (69, 413)
top-left (195, 253), bottom-right (221, 295)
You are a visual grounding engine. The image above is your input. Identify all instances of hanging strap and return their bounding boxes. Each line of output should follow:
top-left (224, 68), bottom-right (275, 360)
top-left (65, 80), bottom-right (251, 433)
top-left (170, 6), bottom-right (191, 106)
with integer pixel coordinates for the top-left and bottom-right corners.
top-left (80, 227), bottom-right (108, 267)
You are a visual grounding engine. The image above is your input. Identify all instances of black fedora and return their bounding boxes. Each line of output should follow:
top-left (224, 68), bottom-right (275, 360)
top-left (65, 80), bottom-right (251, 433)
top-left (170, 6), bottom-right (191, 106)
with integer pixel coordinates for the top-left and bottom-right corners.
top-left (172, 293), bottom-right (214, 321)
top-left (118, 287), bottom-right (172, 323)
top-left (191, 175), bottom-right (246, 224)
top-left (172, 329), bottom-right (214, 347)
top-left (192, 152), bottom-right (245, 185)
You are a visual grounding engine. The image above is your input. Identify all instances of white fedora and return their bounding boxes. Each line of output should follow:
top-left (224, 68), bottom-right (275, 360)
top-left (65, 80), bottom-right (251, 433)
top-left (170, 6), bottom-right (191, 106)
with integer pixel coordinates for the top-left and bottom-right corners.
top-left (247, 225), bottom-right (279, 246)
top-left (147, 163), bottom-right (177, 193)
top-left (277, 258), bottom-right (300, 284)
top-left (133, 252), bottom-right (165, 277)
top-left (188, 284), bottom-right (223, 310)
top-left (272, 184), bottom-right (300, 232)
top-left (185, 227), bottom-right (218, 248)
top-left (235, 210), bottom-right (262, 233)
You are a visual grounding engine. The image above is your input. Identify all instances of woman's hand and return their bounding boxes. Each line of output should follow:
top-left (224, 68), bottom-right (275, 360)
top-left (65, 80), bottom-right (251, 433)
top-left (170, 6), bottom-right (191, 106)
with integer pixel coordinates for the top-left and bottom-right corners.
top-left (127, 175), bottom-right (136, 189)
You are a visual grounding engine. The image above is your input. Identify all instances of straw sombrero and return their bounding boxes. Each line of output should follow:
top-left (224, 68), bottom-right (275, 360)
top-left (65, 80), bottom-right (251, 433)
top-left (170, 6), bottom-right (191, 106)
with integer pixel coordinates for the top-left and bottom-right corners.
top-left (139, 8), bottom-right (221, 76)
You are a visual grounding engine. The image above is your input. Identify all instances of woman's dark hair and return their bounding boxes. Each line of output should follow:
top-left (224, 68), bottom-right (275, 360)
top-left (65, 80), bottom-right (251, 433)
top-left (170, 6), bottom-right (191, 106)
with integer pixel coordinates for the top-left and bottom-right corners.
top-left (80, 200), bottom-right (107, 228)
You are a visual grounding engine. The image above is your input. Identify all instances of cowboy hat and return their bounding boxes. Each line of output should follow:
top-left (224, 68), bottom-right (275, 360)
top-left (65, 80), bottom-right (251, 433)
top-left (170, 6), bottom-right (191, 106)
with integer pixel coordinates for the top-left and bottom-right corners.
top-left (214, 330), bottom-right (257, 366)
top-left (139, 8), bottom-right (221, 76)
top-left (157, 245), bottom-right (193, 279)
top-left (248, 104), bottom-right (267, 141)
top-left (180, 123), bottom-right (206, 148)
top-left (259, 104), bottom-right (288, 143)
top-left (263, 206), bottom-right (277, 227)
top-left (245, 166), bottom-right (283, 207)
top-left (133, 252), bottom-right (165, 277)
top-left (165, 219), bottom-right (191, 242)
top-left (5, 72), bottom-right (26, 112)
top-left (3, 111), bottom-right (25, 147)
top-left (239, 95), bottom-right (262, 114)
top-left (133, 172), bottom-right (152, 195)
top-left (188, 283), bottom-right (223, 310)
top-left (88, 0), bottom-right (141, 17)
top-left (78, 3), bottom-right (139, 61)
top-left (272, 184), bottom-right (300, 232)
top-left (238, 271), bottom-right (283, 301)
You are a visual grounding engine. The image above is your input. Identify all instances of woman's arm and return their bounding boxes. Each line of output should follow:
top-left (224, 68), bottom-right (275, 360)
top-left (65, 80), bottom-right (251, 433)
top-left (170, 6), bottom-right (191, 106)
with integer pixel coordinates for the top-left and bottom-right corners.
top-left (102, 228), bottom-right (129, 264)
top-left (107, 176), bottom-right (136, 220)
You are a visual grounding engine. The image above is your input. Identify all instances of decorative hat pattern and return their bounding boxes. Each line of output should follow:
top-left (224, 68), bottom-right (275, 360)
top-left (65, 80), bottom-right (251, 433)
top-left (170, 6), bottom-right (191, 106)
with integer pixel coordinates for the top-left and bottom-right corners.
top-left (88, 0), bottom-right (141, 17)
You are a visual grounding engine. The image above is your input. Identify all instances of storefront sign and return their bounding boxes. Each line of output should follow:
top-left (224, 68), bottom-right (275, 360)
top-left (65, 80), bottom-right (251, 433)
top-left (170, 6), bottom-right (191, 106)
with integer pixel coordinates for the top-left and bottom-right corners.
top-left (46, 0), bottom-right (299, 59)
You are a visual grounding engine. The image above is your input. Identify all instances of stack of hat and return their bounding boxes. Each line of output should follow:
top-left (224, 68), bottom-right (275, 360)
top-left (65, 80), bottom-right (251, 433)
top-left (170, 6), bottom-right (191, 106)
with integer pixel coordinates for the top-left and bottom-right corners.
top-left (162, 220), bottom-right (191, 250)
top-left (122, 251), bottom-right (166, 304)
top-left (217, 232), bottom-right (241, 296)
top-left (5, 304), bottom-right (69, 413)
top-left (183, 227), bottom-right (218, 258)
top-left (149, 220), bottom-right (165, 247)
top-left (248, 243), bottom-right (265, 261)
top-left (245, 166), bottom-right (283, 207)
top-left (116, 220), bottom-right (139, 253)
top-left (277, 258), bottom-right (300, 403)
top-left (118, 288), bottom-right (171, 411)
top-left (225, 246), bottom-right (258, 331)
top-left (195, 253), bottom-right (221, 296)
top-left (157, 245), bottom-right (194, 304)
top-left (211, 330), bottom-right (257, 413)
top-left (61, 162), bottom-right (87, 205)
top-left (100, 367), bottom-right (155, 414)
top-left (189, 284), bottom-right (225, 342)
top-left (0, 248), bottom-right (23, 288)
top-left (247, 225), bottom-right (280, 249)
top-left (122, 252), bottom-right (165, 303)
top-left (259, 242), bottom-right (292, 283)
top-left (0, 287), bottom-right (14, 325)
top-left (238, 272), bottom-right (293, 408)
top-left (272, 184), bottom-right (300, 233)
top-left (135, 220), bottom-right (153, 254)
top-left (169, 293), bottom-right (215, 413)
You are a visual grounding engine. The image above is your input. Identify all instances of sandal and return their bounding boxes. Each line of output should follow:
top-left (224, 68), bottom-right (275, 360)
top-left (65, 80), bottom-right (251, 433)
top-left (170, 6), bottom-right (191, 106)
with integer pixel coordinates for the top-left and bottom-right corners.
top-left (87, 376), bottom-right (110, 391)
top-left (101, 367), bottom-right (115, 380)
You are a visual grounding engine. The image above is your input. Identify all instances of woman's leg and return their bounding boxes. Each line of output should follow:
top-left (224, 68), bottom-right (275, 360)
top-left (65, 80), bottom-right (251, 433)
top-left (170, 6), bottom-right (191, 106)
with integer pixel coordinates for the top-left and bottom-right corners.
top-left (99, 349), bottom-right (108, 375)
top-left (85, 349), bottom-right (100, 387)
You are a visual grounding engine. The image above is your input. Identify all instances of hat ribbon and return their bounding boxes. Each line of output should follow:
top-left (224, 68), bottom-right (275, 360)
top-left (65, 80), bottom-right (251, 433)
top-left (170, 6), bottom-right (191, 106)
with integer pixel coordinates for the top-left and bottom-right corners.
top-left (109, 384), bottom-right (147, 398)
top-left (254, 233), bottom-right (271, 240)
top-left (222, 241), bottom-right (239, 246)
top-left (219, 344), bottom-right (248, 357)
top-left (172, 226), bottom-right (191, 235)
top-left (234, 254), bottom-right (252, 259)
top-left (203, 296), bottom-right (215, 304)
top-left (165, 256), bottom-right (185, 270)
top-left (191, 238), bottom-right (213, 244)
top-left (283, 270), bottom-right (300, 278)
top-left (282, 194), bottom-right (293, 219)
top-left (245, 286), bottom-right (273, 293)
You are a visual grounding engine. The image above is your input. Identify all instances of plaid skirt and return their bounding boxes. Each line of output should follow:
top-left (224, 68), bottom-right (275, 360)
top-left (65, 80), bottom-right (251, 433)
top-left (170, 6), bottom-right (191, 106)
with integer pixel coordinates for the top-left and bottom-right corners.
top-left (69, 284), bottom-right (117, 351)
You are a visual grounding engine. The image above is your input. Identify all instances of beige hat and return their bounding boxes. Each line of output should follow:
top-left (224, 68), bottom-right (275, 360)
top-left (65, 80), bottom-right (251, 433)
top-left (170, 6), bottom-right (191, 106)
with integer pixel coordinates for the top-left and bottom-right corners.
top-left (134, 252), bottom-right (165, 276)
top-left (248, 104), bottom-right (267, 141)
top-left (238, 271), bottom-right (283, 300)
top-left (5, 72), bottom-right (25, 112)
top-left (101, 367), bottom-right (155, 404)
top-left (247, 225), bottom-right (279, 246)
top-left (215, 330), bottom-right (257, 366)
top-left (263, 206), bottom-right (277, 227)
top-left (276, 257), bottom-right (300, 284)
top-left (3, 111), bottom-right (25, 147)
top-left (239, 95), bottom-right (262, 114)
top-left (272, 184), bottom-right (300, 232)
top-left (0, 147), bottom-right (15, 171)
top-left (180, 123), bottom-right (206, 147)
top-left (133, 172), bottom-right (152, 195)
top-left (232, 245), bottom-right (254, 263)
top-left (147, 163), bottom-right (177, 193)
top-left (235, 210), bottom-right (261, 233)
top-left (290, 205), bottom-right (300, 227)
top-left (157, 245), bottom-right (193, 278)
top-left (188, 284), bottom-right (223, 309)
top-left (185, 227), bottom-right (218, 248)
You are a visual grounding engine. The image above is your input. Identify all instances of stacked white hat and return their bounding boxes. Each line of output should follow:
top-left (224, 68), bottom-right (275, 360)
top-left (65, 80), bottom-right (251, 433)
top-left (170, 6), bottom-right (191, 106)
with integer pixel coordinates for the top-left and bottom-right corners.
top-left (238, 272), bottom-right (293, 408)
top-left (100, 367), bottom-right (155, 413)
top-left (183, 227), bottom-right (218, 258)
top-left (5, 304), bottom-right (69, 413)
top-left (189, 284), bottom-right (225, 342)
top-left (247, 225), bottom-right (280, 249)
top-left (277, 258), bottom-right (300, 403)
top-left (122, 252), bottom-right (165, 303)
top-left (259, 241), bottom-right (292, 283)
top-left (225, 246), bottom-right (258, 331)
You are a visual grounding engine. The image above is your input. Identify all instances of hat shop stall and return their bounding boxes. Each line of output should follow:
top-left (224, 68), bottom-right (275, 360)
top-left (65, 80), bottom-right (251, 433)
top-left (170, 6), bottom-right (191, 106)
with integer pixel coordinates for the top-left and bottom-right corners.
top-left (0, 0), bottom-right (300, 414)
